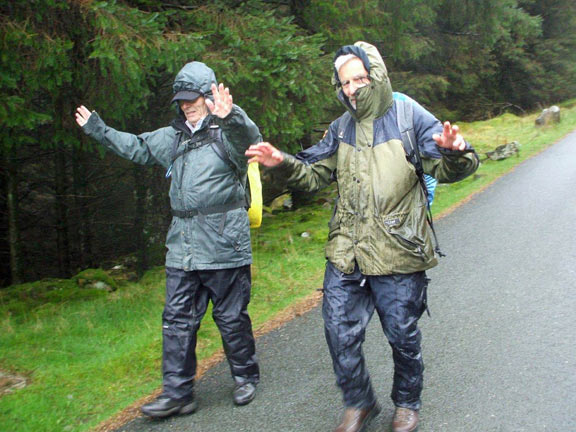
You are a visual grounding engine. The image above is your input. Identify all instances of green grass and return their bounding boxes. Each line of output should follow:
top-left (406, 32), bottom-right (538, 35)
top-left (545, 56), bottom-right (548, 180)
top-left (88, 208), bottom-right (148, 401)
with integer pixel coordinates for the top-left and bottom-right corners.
top-left (431, 99), bottom-right (576, 215)
top-left (0, 206), bottom-right (333, 432)
top-left (1, 101), bottom-right (575, 432)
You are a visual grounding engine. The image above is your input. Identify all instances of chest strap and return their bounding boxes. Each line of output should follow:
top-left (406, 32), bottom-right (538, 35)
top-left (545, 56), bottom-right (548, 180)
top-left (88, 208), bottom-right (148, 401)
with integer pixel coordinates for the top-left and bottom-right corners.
top-left (171, 199), bottom-right (247, 218)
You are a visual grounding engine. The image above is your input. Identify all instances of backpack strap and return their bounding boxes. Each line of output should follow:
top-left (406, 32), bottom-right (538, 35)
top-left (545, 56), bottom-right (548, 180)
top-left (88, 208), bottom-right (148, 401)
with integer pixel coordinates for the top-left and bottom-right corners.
top-left (165, 128), bottom-right (215, 177)
top-left (171, 130), bottom-right (214, 163)
top-left (395, 93), bottom-right (445, 257)
top-left (395, 94), bottom-right (425, 190)
top-left (171, 130), bottom-right (182, 161)
top-left (208, 125), bottom-right (251, 208)
top-left (209, 127), bottom-right (233, 170)
top-left (165, 130), bottom-right (182, 178)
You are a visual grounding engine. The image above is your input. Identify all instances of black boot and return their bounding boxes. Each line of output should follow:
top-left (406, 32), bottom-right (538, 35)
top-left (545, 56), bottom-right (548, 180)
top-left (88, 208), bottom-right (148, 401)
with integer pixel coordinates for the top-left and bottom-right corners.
top-left (233, 382), bottom-right (257, 406)
top-left (141, 394), bottom-right (197, 418)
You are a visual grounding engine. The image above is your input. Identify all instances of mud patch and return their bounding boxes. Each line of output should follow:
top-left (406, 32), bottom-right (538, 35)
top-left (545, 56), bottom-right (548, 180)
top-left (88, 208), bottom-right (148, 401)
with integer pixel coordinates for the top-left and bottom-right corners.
top-left (0, 370), bottom-right (28, 396)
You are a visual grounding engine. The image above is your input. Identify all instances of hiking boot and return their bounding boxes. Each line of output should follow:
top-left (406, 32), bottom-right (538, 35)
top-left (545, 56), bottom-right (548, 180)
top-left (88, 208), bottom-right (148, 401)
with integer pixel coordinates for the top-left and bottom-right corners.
top-left (233, 382), bottom-right (257, 406)
top-left (334, 403), bottom-right (381, 432)
top-left (141, 394), bottom-right (197, 418)
top-left (392, 407), bottom-right (419, 432)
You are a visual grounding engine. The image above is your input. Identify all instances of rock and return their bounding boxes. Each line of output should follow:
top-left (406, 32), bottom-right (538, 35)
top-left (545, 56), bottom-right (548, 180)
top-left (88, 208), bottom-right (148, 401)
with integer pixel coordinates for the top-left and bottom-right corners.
top-left (73, 269), bottom-right (117, 292)
top-left (90, 281), bottom-right (114, 292)
top-left (486, 141), bottom-right (520, 161)
top-left (282, 195), bottom-right (293, 210)
top-left (268, 193), bottom-right (292, 212)
top-left (535, 106), bottom-right (561, 126)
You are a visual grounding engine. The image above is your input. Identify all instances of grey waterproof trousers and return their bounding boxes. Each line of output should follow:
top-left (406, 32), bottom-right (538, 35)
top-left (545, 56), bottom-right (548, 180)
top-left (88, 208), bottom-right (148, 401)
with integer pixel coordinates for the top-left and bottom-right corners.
top-left (322, 262), bottom-right (428, 411)
top-left (162, 266), bottom-right (259, 399)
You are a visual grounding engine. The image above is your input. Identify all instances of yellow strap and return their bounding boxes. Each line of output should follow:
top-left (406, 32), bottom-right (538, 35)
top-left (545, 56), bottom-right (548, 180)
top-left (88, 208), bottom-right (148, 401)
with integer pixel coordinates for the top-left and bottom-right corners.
top-left (247, 162), bottom-right (262, 228)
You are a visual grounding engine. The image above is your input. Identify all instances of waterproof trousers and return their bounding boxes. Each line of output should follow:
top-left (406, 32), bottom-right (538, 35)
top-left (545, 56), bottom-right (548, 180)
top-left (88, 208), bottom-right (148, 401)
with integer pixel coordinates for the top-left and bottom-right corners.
top-left (162, 266), bottom-right (259, 399)
top-left (322, 261), bottom-right (428, 411)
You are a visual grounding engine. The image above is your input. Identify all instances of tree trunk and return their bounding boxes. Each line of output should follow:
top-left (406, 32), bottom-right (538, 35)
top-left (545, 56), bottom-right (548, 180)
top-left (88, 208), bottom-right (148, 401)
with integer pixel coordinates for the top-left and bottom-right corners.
top-left (5, 152), bottom-right (23, 285)
top-left (72, 144), bottom-right (94, 269)
top-left (288, 0), bottom-right (309, 28)
top-left (133, 165), bottom-right (148, 277)
top-left (54, 148), bottom-right (71, 278)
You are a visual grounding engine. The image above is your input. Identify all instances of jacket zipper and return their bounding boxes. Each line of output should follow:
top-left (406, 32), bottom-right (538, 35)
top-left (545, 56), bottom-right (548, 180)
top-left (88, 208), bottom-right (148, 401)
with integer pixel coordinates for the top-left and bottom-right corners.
top-left (390, 232), bottom-right (426, 260)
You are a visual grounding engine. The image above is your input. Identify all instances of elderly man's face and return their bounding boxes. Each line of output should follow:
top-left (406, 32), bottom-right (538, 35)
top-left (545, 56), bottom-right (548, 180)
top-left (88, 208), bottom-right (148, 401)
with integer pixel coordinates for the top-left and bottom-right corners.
top-left (338, 58), bottom-right (370, 109)
top-left (179, 97), bottom-right (208, 126)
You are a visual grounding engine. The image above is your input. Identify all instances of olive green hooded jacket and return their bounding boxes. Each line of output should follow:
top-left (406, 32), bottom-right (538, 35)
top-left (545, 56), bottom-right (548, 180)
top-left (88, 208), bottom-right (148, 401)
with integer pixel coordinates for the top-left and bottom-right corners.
top-left (275, 41), bottom-right (479, 275)
top-left (82, 62), bottom-right (260, 271)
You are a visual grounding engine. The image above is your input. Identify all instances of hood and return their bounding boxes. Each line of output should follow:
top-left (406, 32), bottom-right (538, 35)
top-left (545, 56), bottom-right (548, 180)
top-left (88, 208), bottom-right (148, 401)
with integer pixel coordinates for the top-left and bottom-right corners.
top-left (172, 61), bottom-right (217, 101)
top-left (332, 41), bottom-right (393, 121)
top-left (172, 61), bottom-right (217, 119)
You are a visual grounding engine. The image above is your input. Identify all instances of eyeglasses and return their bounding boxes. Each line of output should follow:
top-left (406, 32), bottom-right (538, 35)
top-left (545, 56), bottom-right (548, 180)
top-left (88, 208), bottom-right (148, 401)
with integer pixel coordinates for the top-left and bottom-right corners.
top-left (338, 75), bottom-right (371, 90)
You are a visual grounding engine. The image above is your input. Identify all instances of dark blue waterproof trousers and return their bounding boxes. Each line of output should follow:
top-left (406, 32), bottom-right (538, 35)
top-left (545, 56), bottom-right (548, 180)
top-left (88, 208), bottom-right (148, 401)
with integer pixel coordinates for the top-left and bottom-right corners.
top-left (162, 266), bottom-right (259, 399)
top-left (322, 261), bottom-right (428, 411)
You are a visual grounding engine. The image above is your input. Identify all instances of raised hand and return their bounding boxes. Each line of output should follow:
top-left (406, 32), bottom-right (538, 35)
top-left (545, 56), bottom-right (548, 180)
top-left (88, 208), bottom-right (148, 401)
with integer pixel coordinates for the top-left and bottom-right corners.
top-left (75, 105), bottom-right (93, 127)
top-left (205, 83), bottom-right (233, 119)
top-left (245, 142), bottom-right (284, 167)
top-left (433, 121), bottom-right (466, 151)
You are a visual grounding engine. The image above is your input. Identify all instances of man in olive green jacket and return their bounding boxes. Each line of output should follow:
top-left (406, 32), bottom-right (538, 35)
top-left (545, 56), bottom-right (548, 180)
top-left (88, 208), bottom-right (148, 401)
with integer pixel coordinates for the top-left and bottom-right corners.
top-left (246, 42), bottom-right (479, 432)
top-left (75, 61), bottom-right (260, 418)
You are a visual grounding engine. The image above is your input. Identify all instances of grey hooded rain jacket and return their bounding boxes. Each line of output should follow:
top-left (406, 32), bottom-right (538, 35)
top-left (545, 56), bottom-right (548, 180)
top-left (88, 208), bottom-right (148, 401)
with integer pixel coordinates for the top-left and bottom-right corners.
top-left (82, 62), bottom-right (261, 271)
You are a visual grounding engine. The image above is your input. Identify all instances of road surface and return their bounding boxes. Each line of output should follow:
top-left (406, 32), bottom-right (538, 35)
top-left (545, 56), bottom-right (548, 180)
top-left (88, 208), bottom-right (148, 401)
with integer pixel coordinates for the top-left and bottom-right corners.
top-left (117, 130), bottom-right (576, 431)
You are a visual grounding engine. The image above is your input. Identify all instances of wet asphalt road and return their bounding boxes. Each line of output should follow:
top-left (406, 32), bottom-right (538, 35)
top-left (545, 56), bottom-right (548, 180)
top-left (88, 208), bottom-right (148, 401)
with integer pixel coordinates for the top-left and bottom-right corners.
top-left (116, 130), bottom-right (576, 432)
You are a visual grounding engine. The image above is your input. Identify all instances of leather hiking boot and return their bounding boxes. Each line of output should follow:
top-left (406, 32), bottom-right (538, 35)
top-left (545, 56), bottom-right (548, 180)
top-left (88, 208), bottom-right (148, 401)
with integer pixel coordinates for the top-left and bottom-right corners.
top-left (141, 394), bottom-right (197, 418)
top-left (334, 403), bottom-right (381, 432)
top-left (233, 382), bottom-right (257, 406)
top-left (392, 407), bottom-right (419, 432)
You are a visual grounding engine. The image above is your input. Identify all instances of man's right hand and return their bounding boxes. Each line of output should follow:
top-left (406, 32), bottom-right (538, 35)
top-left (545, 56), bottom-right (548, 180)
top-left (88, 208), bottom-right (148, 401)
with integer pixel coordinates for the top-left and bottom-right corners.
top-left (75, 105), bottom-right (92, 127)
top-left (245, 142), bottom-right (284, 167)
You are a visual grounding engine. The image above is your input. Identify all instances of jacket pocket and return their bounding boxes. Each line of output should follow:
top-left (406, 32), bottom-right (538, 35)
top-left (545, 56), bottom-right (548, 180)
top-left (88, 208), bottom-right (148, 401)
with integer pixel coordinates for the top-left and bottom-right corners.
top-left (379, 206), bottom-right (431, 262)
top-left (203, 211), bottom-right (249, 252)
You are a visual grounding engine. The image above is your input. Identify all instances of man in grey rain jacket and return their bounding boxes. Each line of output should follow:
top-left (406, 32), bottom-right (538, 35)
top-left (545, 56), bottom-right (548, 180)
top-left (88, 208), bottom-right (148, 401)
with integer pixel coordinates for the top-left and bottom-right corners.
top-left (75, 61), bottom-right (260, 418)
top-left (246, 42), bottom-right (479, 432)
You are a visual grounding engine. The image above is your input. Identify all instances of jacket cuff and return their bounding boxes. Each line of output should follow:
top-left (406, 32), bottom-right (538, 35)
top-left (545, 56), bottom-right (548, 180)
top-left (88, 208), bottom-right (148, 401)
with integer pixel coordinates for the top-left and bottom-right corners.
top-left (82, 111), bottom-right (104, 138)
top-left (215, 105), bottom-right (241, 126)
top-left (437, 140), bottom-right (475, 156)
top-left (278, 152), bottom-right (296, 167)
top-left (273, 152), bottom-right (298, 176)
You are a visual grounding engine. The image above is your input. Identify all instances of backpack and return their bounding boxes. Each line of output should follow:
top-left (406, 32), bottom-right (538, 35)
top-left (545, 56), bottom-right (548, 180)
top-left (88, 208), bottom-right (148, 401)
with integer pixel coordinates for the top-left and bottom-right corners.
top-left (168, 123), bottom-right (263, 228)
top-left (394, 92), bottom-right (444, 256)
top-left (394, 92), bottom-right (438, 206)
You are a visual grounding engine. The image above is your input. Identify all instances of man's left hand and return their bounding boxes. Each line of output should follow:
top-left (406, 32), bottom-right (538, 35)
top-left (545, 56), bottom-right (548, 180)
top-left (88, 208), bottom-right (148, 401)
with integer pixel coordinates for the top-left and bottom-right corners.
top-left (433, 121), bottom-right (466, 151)
top-left (206, 83), bottom-right (233, 119)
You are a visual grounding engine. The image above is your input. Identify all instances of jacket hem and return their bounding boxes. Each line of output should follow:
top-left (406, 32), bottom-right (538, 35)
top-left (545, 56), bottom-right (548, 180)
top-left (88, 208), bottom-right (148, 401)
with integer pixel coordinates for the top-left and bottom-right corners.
top-left (165, 259), bottom-right (252, 271)
top-left (327, 257), bottom-right (438, 276)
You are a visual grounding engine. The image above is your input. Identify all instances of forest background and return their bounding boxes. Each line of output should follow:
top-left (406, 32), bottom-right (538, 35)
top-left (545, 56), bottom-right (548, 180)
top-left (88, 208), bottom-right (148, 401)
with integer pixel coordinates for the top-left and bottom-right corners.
top-left (1, 0), bottom-right (576, 286)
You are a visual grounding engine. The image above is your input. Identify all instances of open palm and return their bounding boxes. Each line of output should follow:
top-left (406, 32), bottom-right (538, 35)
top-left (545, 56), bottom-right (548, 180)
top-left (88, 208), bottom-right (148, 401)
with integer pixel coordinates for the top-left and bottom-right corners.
top-left (206, 83), bottom-right (233, 119)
